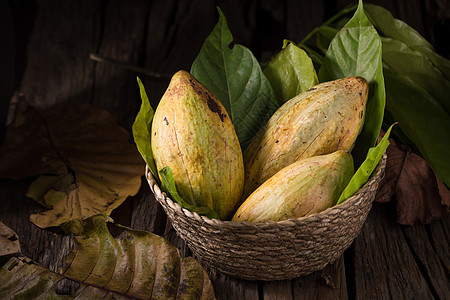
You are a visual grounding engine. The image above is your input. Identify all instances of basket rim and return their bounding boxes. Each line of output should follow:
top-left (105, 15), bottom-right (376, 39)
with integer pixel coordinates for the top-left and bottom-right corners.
top-left (146, 152), bottom-right (386, 229)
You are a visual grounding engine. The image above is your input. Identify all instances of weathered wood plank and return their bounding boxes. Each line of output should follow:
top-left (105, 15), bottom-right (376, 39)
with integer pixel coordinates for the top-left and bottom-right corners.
top-left (142, 0), bottom-right (217, 109)
top-left (91, 0), bottom-right (149, 131)
top-left (90, 0), bottom-right (170, 239)
top-left (18, 0), bottom-right (103, 109)
top-left (0, 0), bottom-right (15, 145)
top-left (219, 0), bottom-right (256, 48)
top-left (401, 216), bottom-right (450, 299)
top-left (264, 280), bottom-right (293, 300)
top-left (163, 221), bottom-right (192, 257)
top-left (0, 179), bottom-right (75, 272)
top-left (209, 271), bottom-right (260, 300)
top-left (428, 217), bottom-right (450, 275)
top-left (292, 256), bottom-right (347, 300)
top-left (129, 182), bottom-right (167, 236)
top-left (0, 180), bottom-right (169, 295)
top-left (1, 0), bottom-right (104, 273)
top-left (285, 0), bottom-right (326, 44)
top-left (351, 203), bottom-right (435, 299)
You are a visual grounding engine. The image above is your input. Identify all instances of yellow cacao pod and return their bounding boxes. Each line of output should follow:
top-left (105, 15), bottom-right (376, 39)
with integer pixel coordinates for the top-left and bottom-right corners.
top-left (152, 70), bottom-right (244, 220)
top-left (243, 76), bottom-right (368, 198)
top-left (232, 150), bottom-right (354, 223)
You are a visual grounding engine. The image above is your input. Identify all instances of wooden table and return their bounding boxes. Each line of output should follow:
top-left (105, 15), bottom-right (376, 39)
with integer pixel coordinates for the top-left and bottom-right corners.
top-left (1, 1), bottom-right (449, 299)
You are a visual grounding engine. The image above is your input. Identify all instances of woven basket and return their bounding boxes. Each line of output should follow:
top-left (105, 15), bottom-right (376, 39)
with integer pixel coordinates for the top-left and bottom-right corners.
top-left (146, 153), bottom-right (386, 281)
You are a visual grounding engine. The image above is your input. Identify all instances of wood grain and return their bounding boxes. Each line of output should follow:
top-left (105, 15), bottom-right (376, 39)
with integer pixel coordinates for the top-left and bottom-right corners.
top-left (402, 219), bottom-right (450, 299)
top-left (351, 203), bottom-right (437, 299)
top-left (18, 0), bottom-right (102, 109)
top-left (91, 0), bottom-right (150, 131)
top-left (291, 256), bottom-right (348, 300)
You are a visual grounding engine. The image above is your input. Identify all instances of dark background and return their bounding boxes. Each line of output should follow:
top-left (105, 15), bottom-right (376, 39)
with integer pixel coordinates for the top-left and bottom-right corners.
top-left (1, 0), bottom-right (450, 143)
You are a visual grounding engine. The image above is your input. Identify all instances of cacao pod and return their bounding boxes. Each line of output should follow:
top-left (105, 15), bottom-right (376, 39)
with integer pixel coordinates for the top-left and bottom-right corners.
top-left (232, 150), bottom-right (354, 223)
top-left (243, 76), bottom-right (368, 198)
top-left (152, 70), bottom-right (244, 220)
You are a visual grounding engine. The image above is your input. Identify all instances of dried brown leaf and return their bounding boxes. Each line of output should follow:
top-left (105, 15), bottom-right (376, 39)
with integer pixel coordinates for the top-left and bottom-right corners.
top-left (376, 138), bottom-right (450, 225)
top-left (0, 215), bottom-right (216, 299)
top-left (0, 98), bottom-right (144, 228)
top-left (61, 215), bottom-right (216, 299)
top-left (0, 222), bottom-right (21, 256)
top-left (0, 257), bottom-right (69, 299)
top-left (0, 95), bottom-right (67, 179)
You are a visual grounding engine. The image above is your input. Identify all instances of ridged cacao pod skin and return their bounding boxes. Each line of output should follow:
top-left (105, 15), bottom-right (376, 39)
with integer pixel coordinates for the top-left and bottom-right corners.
top-left (232, 150), bottom-right (354, 223)
top-left (243, 76), bottom-right (368, 198)
top-left (152, 70), bottom-right (244, 220)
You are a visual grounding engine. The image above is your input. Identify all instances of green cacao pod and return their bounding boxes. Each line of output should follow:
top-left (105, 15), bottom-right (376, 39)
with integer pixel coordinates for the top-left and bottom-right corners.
top-left (243, 76), bottom-right (368, 198)
top-left (152, 70), bottom-right (244, 220)
top-left (232, 150), bottom-right (354, 223)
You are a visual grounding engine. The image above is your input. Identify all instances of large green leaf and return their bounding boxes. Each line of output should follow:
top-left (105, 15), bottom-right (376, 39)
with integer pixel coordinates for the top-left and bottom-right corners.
top-left (313, 5), bottom-right (450, 186)
top-left (383, 67), bottom-right (450, 188)
top-left (319, 0), bottom-right (385, 167)
top-left (362, 3), bottom-right (450, 115)
top-left (381, 37), bottom-right (450, 114)
top-left (364, 4), bottom-right (450, 186)
top-left (191, 8), bottom-right (279, 150)
top-left (132, 77), bottom-right (158, 179)
top-left (296, 43), bottom-right (324, 72)
top-left (364, 3), bottom-right (450, 80)
top-left (263, 41), bottom-right (318, 104)
top-left (316, 6), bottom-right (450, 114)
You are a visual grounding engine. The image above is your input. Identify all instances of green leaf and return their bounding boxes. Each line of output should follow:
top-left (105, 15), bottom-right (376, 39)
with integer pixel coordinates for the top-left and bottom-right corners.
top-left (159, 167), bottom-right (220, 219)
top-left (191, 7), bottom-right (279, 150)
top-left (364, 4), bottom-right (450, 80)
top-left (312, 4), bottom-right (450, 186)
top-left (336, 123), bottom-right (394, 205)
top-left (381, 37), bottom-right (450, 114)
top-left (297, 43), bottom-right (324, 71)
top-left (132, 77), bottom-right (158, 179)
top-left (263, 41), bottom-right (318, 104)
top-left (362, 4), bottom-right (450, 185)
top-left (319, 0), bottom-right (385, 167)
top-left (383, 67), bottom-right (450, 188)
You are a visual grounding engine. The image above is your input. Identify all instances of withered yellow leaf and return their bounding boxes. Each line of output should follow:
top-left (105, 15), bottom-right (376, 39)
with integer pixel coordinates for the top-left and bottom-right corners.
top-left (0, 222), bottom-right (21, 256)
top-left (0, 98), bottom-right (144, 228)
top-left (62, 215), bottom-right (216, 299)
top-left (0, 215), bottom-right (216, 299)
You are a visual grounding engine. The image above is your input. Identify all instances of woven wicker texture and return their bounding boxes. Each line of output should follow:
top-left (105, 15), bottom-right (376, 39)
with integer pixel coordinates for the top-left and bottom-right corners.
top-left (146, 153), bottom-right (386, 281)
